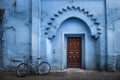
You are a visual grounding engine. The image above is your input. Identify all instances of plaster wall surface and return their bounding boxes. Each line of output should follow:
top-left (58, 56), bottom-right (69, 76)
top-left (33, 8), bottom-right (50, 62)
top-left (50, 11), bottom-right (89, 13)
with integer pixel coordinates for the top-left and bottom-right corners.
top-left (0, 0), bottom-right (31, 70)
top-left (106, 0), bottom-right (120, 71)
top-left (0, 0), bottom-right (120, 71)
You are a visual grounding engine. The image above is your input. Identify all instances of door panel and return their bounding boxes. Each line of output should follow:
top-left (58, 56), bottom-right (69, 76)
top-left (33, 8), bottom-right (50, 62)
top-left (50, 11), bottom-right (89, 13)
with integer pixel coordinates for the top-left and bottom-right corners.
top-left (67, 37), bottom-right (82, 68)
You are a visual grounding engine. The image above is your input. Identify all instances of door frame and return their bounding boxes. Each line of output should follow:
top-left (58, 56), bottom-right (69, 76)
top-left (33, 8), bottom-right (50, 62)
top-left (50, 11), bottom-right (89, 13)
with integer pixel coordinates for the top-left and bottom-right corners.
top-left (61, 32), bottom-right (86, 69)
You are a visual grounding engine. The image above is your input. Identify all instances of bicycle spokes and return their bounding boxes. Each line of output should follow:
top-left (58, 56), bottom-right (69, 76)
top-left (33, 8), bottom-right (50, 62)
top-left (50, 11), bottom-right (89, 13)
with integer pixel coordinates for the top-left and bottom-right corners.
top-left (16, 63), bottom-right (28, 77)
top-left (37, 62), bottom-right (51, 75)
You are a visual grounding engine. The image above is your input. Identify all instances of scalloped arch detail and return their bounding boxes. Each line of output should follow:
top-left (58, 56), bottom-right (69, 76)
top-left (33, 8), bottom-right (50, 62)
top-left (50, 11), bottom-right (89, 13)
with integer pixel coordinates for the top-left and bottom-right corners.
top-left (44, 6), bottom-right (102, 39)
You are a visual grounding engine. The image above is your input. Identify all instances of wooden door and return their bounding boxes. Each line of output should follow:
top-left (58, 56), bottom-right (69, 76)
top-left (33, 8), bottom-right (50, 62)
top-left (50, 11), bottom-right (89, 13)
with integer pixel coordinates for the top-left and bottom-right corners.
top-left (67, 37), bottom-right (82, 68)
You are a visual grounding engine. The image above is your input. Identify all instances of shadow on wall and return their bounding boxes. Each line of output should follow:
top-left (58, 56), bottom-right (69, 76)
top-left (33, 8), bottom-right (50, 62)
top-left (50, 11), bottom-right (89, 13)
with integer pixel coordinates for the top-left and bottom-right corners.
top-left (0, 9), bottom-right (5, 71)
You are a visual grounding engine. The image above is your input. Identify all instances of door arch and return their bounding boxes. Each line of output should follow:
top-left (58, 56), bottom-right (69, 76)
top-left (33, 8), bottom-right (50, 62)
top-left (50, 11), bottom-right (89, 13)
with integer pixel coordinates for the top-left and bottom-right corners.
top-left (51, 17), bottom-right (97, 69)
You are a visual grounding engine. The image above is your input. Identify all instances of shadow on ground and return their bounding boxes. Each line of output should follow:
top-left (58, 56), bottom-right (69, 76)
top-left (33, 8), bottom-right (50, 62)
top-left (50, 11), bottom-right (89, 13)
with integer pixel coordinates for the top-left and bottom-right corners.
top-left (0, 69), bottom-right (120, 80)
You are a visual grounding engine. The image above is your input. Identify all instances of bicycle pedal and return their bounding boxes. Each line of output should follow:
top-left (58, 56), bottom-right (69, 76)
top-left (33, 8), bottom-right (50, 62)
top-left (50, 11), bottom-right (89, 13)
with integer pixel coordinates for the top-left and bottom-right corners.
top-left (35, 70), bottom-right (38, 73)
top-left (29, 71), bottom-right (34, 73)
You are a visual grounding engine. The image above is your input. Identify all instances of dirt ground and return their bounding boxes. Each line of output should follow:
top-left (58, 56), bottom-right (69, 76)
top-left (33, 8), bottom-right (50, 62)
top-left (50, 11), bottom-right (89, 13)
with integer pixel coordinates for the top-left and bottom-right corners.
top-left (0, 69), bottom-right (120, 80)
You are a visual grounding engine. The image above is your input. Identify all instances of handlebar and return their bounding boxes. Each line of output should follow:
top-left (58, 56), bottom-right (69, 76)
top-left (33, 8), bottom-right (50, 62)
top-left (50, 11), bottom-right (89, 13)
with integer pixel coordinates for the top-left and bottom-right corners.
top-left (12, 59), bottom-right (22, 62)
top-left (37, 58), bottom-right (41, 60)
top-left (23, 56), bottom-right (41, 60)
top-left (12, 56), bottom-right (42, 62)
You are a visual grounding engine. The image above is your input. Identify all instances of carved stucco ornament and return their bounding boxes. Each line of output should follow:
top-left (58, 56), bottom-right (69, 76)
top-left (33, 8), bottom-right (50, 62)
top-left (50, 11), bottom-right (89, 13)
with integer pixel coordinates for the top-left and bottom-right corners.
top-left (44, 6), bottom-right (102, 39)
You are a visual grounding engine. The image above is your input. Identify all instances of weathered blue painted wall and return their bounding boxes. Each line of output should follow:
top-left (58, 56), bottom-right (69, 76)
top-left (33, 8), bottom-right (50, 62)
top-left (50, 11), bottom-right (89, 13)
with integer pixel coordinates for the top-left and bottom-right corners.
top-left (106, 0), bottom-right (120, 71)
top-left (0, 0), bottom-right (120, 71)
top-left (0, 0), bottom-right (31, 70)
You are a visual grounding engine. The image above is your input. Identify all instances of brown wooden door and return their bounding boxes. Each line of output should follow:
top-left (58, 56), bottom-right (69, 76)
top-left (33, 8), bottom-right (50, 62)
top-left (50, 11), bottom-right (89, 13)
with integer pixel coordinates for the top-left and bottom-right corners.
top-left (67, 37), bottom-right (82, 68)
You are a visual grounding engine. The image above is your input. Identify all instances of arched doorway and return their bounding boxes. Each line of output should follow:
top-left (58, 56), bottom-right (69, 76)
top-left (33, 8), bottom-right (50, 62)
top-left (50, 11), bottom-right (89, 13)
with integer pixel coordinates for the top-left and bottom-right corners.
top-left (41, 6), bottom-right (103, 70)
top-left (51, 17), bottom-right (97, 69)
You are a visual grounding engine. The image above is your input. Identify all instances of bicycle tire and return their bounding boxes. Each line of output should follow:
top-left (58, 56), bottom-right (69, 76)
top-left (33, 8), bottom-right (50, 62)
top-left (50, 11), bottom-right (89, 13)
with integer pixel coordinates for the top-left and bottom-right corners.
top-left (37, 62), bottom-right (51, 75)
top-left (16, 63), bottom-right (28, 77)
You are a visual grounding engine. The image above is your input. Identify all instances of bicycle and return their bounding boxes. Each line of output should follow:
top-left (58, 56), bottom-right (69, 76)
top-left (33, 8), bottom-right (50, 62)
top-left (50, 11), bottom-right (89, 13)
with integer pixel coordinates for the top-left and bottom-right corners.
top-left (16, 56), bottom-right (51, 77)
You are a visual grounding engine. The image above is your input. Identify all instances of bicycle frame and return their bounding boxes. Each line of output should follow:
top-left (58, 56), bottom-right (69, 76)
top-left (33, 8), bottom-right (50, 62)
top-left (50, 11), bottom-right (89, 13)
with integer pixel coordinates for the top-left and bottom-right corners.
top-left (16, 56), bottom-right (51, 77)
top-left (24, 56), bottom-right (41, 73)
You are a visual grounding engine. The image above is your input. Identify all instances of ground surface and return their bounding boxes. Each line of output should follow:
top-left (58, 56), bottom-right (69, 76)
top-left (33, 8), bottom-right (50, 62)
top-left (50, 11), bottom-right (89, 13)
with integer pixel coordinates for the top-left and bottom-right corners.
top-left (0, 69), bottom-right (120, 80)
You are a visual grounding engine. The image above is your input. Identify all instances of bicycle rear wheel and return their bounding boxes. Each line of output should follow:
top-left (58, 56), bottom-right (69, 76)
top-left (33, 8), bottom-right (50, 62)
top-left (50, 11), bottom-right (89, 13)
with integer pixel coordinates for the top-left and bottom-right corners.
top-left (16, 63), bottom-right (28, 77)
top-left (37, 62), bottom-right (51, 75)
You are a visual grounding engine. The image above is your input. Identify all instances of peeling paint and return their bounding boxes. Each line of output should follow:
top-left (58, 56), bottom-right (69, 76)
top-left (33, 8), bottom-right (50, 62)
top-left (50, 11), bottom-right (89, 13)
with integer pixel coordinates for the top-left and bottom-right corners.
top-left (0, 0), bottom-right (31, 71)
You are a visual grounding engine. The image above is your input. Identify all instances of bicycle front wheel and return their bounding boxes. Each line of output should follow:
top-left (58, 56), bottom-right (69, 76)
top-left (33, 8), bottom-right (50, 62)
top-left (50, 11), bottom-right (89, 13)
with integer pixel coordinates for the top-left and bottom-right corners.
top-left (16, 63), bottom-right (28, 77)
top-left (37, 62), bottom-right (51, 75)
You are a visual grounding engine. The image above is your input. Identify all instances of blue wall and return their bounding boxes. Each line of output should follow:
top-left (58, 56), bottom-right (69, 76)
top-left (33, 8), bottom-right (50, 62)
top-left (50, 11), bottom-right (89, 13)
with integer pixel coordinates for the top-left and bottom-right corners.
top-left (0, 0), bottom-right (120, 71)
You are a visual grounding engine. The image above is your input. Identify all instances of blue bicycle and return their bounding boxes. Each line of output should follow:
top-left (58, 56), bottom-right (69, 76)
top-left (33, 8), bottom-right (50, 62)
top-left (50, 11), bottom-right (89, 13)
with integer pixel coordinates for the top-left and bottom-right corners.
top-left (16, 56), bottom-right (51, 77)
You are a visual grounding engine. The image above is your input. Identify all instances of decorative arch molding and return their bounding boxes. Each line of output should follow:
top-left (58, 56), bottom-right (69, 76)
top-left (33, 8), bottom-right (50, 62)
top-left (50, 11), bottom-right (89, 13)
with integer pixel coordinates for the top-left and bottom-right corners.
top-left (44, 6), bottom-right (102, 39)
